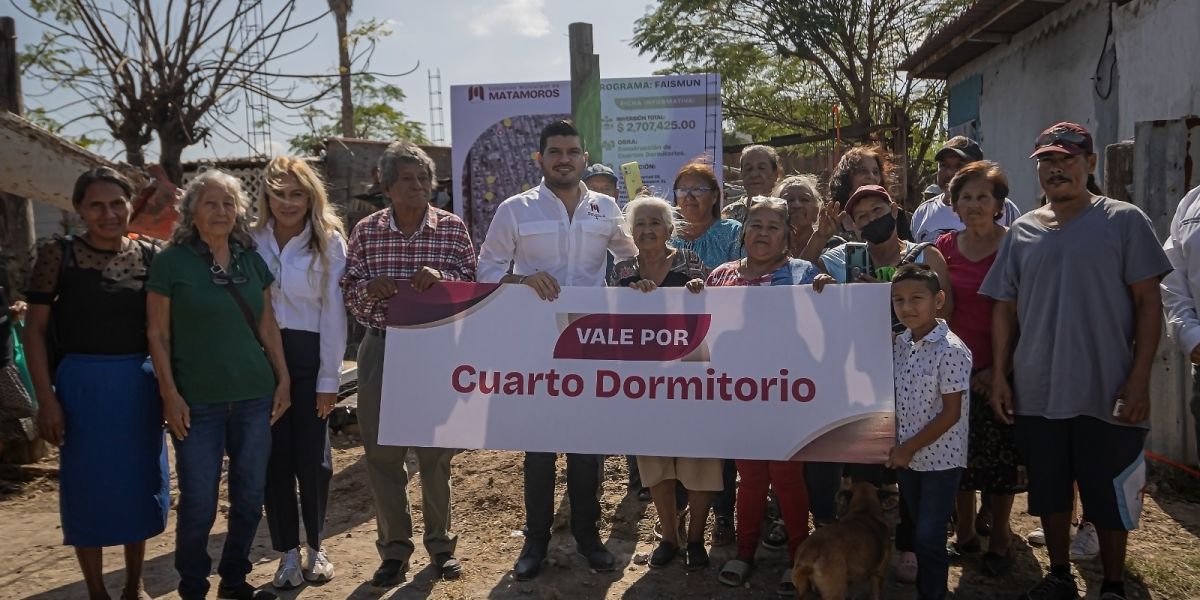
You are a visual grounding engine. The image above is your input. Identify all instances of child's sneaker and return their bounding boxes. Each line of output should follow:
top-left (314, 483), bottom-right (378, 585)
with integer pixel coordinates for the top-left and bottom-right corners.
top-left (1069, 522), bottom-right (1099, 561)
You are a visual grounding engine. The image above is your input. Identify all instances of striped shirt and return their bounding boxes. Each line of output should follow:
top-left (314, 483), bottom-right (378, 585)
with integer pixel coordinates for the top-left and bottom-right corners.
top-left (341, 206), bottom-right (477, 329)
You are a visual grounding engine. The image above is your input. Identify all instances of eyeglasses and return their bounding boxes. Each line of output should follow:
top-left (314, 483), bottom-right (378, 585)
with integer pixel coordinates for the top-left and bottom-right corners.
top-left (674, 186), bottom-right (714, 197)
top-left (1035, 129), bottom-right (1089, 148)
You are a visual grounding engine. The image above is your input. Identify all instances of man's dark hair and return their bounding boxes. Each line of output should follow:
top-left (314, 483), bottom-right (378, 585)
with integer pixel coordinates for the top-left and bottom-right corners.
top-left (892, 263), bottom-right (941, 294)
top-left (539, 119), bottom-right (580, 154)
top-left (72, 166), bottom-right (134, 206)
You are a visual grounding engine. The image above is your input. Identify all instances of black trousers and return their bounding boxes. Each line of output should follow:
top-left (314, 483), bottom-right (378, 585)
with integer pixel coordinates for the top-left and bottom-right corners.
top-left (264, 329), bottom-right (333, 551)
top-left (524, 452), bottom-right (601, 547)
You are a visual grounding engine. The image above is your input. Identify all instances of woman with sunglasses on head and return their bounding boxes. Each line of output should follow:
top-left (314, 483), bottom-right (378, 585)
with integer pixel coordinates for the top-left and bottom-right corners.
top-left (147, 170), bottom-right (291, 600)
top-left (24, 167), bottom-right (169, 600)
top-left (710, 196), bottom-right (835, 594)
top-left (665, 160), bottom-right (744, 548)
top-left (250, 157), bottom-right (347, 590)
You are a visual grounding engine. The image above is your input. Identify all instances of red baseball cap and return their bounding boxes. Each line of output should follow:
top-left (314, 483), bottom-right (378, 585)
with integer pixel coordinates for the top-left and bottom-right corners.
top-left (844, 184), bottom-right (892, 216)
top-left (1030, 122), bottom-right (1094, 158)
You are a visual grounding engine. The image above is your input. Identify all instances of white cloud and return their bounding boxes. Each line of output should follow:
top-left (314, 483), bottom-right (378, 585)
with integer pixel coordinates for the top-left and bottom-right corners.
top-left (468, 0), bottom-right (551, 38)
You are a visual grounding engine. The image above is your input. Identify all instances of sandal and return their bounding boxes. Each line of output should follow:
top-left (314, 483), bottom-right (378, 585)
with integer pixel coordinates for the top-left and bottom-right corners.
top-left (684, 542), bottom-right (709, 571)
top-left (777, 570), bottom-right (797, 596)
top-left (718, 558), bottom-right (754, 587)
top-left (976, 506), bottom-right (993, 536)
top-left (649, 541), bottom-right (679, 569)
top-left (711, 515), bottom-right (735, 547)
top-left (948, 535), bottom-right (982, 559)
top-left (762, 519), bottom-right (788, 551)
top-left (981, 551), bottom-right (1012, 577)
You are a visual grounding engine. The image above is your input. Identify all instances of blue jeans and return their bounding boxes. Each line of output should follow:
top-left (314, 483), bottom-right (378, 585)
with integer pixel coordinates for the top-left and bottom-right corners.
top-left (896, 468), bottom-right (962, 600)
top-left (172, 397), bottom-right (272, 600)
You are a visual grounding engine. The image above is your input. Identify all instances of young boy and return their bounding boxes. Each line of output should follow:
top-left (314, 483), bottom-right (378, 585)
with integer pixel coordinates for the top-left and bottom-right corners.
top-left (886, 264), bottom-right (972, 600)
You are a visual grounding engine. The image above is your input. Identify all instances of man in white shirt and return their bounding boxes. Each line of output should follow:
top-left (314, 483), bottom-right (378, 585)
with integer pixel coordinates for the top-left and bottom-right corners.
top-left (1160, 183), bottom-right (1200, 466)
top-left (911, 136), bottom-right (1022, 243)
top-left (478, 120), bottom-right (635, 580)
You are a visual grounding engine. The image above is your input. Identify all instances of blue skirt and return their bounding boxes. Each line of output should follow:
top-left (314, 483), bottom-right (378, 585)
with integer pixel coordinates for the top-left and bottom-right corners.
top-left (57, 354), bottom-right (169, 547)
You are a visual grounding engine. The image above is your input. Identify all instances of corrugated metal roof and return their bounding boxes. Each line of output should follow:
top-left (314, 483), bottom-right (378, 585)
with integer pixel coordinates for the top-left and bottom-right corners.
top-left (899, 0), bottom-right (1077, 79)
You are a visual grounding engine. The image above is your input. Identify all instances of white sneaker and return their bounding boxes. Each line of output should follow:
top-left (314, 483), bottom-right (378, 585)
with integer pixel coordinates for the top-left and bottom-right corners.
top-left (304, 545), bottom-right (335, 582)
top-left (1027, 527), bottom-right (1047, 546)
top-left (1070, 522), bottom-right (1100, 561)
top-left (273, 547), bottom-right (304, 589)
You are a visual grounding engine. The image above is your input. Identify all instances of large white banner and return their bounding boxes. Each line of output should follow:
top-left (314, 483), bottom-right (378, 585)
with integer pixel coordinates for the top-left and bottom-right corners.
top-left (450, 74), bottom-right (722, 244)
top-left (379, 283), bottom-right (896, 463)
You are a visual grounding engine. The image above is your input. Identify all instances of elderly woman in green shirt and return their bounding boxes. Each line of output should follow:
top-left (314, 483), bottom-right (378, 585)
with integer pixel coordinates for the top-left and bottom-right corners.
top-left (147, 170), bottom-right (290, 600)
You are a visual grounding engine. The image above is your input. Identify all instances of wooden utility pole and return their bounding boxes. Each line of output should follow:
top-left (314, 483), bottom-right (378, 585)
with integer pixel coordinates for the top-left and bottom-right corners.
top-left (568, 22), bottom-right (601, 163)
top-left (0, 17), bottom-right (35, 297)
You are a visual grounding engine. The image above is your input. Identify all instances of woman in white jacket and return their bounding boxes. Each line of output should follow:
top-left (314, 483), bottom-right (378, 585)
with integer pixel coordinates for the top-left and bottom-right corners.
top-left (251, 156), bottom-right (348, 590)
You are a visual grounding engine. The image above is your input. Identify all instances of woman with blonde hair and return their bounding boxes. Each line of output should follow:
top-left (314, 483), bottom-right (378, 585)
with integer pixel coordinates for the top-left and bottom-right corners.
top-left (148, 169), bottom-right (291, 600)
top-left (251, 156), bottom-right (348, 590)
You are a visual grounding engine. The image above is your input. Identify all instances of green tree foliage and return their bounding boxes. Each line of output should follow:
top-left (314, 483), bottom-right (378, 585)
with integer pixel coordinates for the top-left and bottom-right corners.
top-left (632, 0), bottom-right (971, 190)
top-left (290, 74), bottom-right (428, 155)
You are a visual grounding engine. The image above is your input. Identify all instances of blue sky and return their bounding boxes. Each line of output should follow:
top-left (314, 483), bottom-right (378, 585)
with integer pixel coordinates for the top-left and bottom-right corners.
top-left (8, 0), bottom-right (668, 162)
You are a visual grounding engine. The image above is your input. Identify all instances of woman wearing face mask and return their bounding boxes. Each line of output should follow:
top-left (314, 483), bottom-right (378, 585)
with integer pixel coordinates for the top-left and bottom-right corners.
top-left (251, 157), bottom-right (348, 590)
top-left (817, 184), bottom-right (952, 583)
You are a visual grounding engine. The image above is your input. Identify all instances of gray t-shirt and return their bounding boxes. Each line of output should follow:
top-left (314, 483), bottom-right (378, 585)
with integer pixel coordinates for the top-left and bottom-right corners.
top-left (980, 197), bottom-right (1172, 428)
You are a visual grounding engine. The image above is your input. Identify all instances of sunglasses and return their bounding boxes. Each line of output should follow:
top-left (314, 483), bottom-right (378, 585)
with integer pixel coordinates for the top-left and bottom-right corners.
top-left (1035, 129), bottom-right (1089, 148)
top-left (210, 262), bottom-right (248, 286)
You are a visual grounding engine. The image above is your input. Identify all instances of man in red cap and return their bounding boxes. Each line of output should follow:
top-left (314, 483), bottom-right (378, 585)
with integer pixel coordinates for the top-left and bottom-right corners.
top-left (982, 122), bottom-right (1172, 600)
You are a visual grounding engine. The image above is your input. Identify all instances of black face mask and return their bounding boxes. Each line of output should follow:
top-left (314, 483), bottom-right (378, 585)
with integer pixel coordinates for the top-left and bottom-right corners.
top-left (859, 211), bottom-right (896, 244)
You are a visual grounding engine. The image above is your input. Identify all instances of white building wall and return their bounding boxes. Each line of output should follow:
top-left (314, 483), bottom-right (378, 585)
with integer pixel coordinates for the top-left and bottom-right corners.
top-left (32, 200), bottom-right (71, 240)
top-left (948, 0), bottom-right (1110, 211)
top-left (1113, 0), bottom-right (1200, 140)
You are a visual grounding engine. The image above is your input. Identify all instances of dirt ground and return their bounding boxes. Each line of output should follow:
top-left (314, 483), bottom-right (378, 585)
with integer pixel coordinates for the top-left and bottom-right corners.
top-left (3, 411), bottom-right (1199, 600)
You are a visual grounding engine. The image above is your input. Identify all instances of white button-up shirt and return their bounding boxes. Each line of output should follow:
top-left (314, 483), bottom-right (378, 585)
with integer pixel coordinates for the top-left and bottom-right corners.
top-left (477, 180), bottom-right (636, 286)
top-left (251, 222), bottom-right (348, 394)
top-left (893, 319), bottom-right (972, 471)
top-left (1162, 185), bottom-right (1200, 355)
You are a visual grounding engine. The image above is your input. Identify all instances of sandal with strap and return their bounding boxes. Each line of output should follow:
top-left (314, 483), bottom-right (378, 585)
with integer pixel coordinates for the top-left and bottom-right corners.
top-left (718, 558), bottom-right (754, 587)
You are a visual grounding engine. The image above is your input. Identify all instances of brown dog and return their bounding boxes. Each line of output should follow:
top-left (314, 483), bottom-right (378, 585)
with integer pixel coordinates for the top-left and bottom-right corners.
top-left (791, 482), bottom-right (891, 599)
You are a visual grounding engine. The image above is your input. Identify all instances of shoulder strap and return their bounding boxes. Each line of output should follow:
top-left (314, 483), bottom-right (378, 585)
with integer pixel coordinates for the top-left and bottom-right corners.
top-left (222, 283), bottom-right (266, 349)
top-left (53, 237), bottom-right (74, 298)
top-left (899, 241), bottom-right (934, 266)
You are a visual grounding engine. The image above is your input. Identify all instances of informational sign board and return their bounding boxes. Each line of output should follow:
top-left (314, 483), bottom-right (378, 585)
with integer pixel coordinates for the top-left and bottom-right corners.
top-left (451, 74), bottom-right (722, 243)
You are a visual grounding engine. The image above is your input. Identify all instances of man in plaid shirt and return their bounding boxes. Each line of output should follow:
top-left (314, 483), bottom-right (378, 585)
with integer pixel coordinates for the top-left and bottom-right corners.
top-left (340, 140), bottom-right (476, 589)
